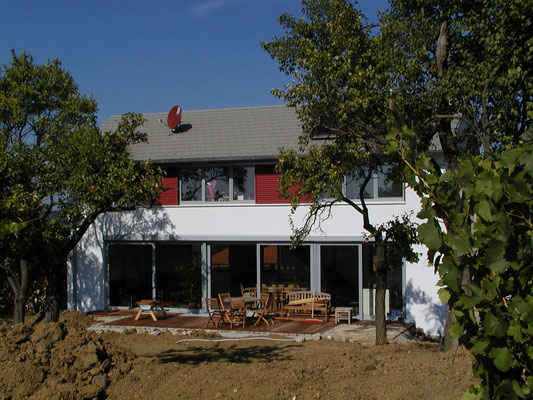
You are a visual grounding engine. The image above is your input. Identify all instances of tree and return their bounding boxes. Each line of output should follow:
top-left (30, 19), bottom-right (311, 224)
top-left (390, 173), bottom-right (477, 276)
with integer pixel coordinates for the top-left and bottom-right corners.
top-left (0, 51), bottom-right (163, 322)
top-left (379, 0), bottom-right (531, 355)
top-left (264, 0), bottom-right (531, 396)
top-left (262, 0), bottom-right (419, 345)
top-left (393, 129), bottom-right (533, 398)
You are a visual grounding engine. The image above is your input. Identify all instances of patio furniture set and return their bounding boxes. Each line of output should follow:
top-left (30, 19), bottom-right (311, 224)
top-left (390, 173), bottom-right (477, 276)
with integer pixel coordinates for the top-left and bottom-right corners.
top-left (205, 292), bottom-right (275, 329)
top-left (205, 288), bottom-right (339, 329)
top-left (135, 286), bottom-right (354, 327)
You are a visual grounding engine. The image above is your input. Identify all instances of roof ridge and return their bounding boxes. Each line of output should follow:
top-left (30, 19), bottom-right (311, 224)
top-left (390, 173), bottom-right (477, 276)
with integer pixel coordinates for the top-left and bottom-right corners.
top-left (111, 104), bottom-right (290, 118)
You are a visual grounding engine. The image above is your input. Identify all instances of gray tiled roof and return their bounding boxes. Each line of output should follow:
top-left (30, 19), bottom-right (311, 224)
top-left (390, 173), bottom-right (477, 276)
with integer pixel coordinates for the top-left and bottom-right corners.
top-left (100, 105), bottom-right (303, 164)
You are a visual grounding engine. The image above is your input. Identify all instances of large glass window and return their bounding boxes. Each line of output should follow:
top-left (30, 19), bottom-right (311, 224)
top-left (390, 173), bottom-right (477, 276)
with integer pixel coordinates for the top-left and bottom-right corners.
top-left (180, 166), bottom-right (254, 203)
top-left (108, 243), bottom-right (202, 309)
top-left (180, 168), bottom-right (203, 201)
top-left (361, 243), bottom-right (403, 319)
top-left (109, 244), bottom-right (152, 307)
top-left (377, 165), bottom-right (403, 198)
top-left (232, 166), bottom-right (255, 201)
top-left (155, 244), bottom-right (202, 308)
top-left (260, 245), bottom-right (310, 289)
top-left (320, 246), bottom-right (359, 310)
top-left (205, 167), bottom-right (230, 202)
top-left (345, 166), bottom-right (403, 200)
top-left (210, 244), bottom-right (256, 297)
top-left (345, 174), bottom-right (374, 200)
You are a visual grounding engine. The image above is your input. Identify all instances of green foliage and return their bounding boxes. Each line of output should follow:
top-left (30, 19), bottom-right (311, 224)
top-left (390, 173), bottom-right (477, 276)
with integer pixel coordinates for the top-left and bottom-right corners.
top-left (400, 132), bottom-right (533, 399)
top-left (264, 0), bottom-right (418, 260)
top-left (0, 51), bottom-right (163, 317)
top-left (264, 0), bottom-right (420, 346)
top-left (264, 0), bottom-right (531, 396)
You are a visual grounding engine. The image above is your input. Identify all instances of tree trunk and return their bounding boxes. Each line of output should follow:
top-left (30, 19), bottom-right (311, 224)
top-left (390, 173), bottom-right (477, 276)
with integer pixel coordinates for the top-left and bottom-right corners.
top-left (442, 306), bottom-right (458, 351)
top-left (374, 244), bottom-right (388, 346)
top-left (442, 265), bottom-right (470, 351)
top-left (43, 261), bottom-right (66, 322)
top-left (44, 273), bottom-right (60, 322)
top-left (6, 259), bottom-right (29, 324)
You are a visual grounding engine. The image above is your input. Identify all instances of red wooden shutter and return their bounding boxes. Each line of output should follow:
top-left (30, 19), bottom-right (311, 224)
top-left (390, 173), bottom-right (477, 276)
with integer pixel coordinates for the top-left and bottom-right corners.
top-left (255, 165), bottom-right (311, 204)
top-left (156, 177), bottom-right (179, 205)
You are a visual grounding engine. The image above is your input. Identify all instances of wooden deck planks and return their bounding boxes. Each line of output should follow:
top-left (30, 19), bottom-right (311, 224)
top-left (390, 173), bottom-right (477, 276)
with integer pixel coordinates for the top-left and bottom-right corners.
top-left (99, 312), bottom-right (335, 335)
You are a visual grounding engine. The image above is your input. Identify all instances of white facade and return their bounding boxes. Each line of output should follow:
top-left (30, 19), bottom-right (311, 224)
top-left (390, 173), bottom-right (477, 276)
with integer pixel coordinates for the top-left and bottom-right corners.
top-left (68, 184), bottom-right (445, 336)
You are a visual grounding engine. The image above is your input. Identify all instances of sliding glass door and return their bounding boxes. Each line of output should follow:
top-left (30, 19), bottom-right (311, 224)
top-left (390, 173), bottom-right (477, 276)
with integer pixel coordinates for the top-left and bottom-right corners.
top-left (319, 245), bottom-right (360, 313)
top-left (209, 244), bottom-right (256, 297)
top-left (155, 243), bottom-right (202, 308)
top-left (259, 244), bottom-right (311, 289)
top-left (108, 242), bottom-right (202, 308)
top-left (108, 244), bottom-right (152, 307)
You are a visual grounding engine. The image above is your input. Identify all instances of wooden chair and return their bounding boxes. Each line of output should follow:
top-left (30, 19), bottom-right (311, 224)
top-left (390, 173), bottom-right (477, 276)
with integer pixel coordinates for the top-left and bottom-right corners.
top-left (218, 293), bottom-right (231, 323)
top-left (228, 298), bottom-right (247, 329)
top-left (205, 298), bottom-right (226, 328)
top-left (240, 285), bottom-right (257, 297)
top-left (252, 292), bottom-right (273, 327)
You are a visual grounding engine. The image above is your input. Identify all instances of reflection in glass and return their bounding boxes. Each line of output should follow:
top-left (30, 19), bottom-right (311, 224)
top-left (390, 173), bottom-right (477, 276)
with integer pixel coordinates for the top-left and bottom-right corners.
top-left (180, 168), bottom-right (203, 201)
top-left (109, 244), bottom-right (152, 307)
top-left (205, 167), bottom-right (230, 202)
top-left (232, 166), bottom-right (255, 201)
top-left (320, 246), bottom-right (359, 310)
top-left (210, 244), bottom-right (256, 297)
top-left (155, 244), bottom-right (202, 308)
top-left (345, 173), bottom-right (374, 200)
top-left (260, 245), bottom-right (310, 288)
top-left (378, 166), bottom-right (403, 198)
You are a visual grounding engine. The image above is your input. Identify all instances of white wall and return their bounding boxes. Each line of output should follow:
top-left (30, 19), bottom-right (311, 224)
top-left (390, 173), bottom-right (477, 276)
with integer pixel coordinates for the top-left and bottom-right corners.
top-left (68, 186), bottom-right (445, 336)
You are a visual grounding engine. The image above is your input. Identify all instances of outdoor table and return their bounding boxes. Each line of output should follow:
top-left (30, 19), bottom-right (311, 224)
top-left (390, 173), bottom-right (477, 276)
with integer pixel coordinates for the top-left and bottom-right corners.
top-left (228, 296), bottom-right (261, 312)
top-left (335, 307), bottom-right (353, 324)
top-left (229, 296), bottom-right (260, 305)
top-left (229, 296), bottom-right (261, 322)
top-left (134, 299), bottom-right (166, 322)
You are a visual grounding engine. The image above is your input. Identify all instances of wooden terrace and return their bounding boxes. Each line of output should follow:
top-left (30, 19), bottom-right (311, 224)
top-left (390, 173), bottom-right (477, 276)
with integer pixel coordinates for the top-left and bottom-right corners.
top-left (91, 310), bottom-right (337, 336)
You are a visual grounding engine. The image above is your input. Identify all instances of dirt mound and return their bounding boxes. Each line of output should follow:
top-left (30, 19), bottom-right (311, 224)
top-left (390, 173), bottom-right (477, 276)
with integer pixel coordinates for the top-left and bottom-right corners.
top-left (1, 312), bottom-right (475, 399)
top-left (0, 312), bottom-right (146, 400)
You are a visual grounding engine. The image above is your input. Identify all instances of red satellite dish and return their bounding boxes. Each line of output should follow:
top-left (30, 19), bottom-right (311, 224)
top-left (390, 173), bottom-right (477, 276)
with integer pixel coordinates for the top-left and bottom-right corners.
top-left (167, 105), bottom-right (182, 129)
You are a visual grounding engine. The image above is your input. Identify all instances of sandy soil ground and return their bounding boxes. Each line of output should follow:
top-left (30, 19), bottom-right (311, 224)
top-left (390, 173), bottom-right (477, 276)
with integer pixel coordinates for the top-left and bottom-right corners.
top-left (0, 312), bottom-right (475, 400)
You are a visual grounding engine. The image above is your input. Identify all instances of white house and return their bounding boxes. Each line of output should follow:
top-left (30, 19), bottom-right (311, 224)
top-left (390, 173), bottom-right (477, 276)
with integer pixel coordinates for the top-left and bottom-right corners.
top-left (67, 105), bottom-right (446, 336)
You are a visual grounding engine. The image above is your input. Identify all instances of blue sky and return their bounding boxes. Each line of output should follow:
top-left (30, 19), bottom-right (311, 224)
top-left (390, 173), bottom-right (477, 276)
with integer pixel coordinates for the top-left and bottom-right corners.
top-left (1, 0), bottom-right (389, 123)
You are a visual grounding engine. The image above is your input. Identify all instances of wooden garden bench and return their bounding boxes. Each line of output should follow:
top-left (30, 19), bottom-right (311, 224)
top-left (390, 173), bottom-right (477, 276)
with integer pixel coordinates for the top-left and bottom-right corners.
top-left (280, 291), bottom-right (331, 322)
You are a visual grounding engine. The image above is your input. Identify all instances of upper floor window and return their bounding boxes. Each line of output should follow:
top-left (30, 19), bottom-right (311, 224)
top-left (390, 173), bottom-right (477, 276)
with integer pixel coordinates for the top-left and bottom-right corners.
top-left (377, 165), bottom-right (403, 198)
top-left (181, 168), bottom-right (203, 201)
top-left (205, 167), bottom-right (230, 202)
top-left (180, 166), bottom-right (255, 203)
top-left (232, 166), bottom-right (255, 201)
top-left (345, 166), bottom-right (403, 200)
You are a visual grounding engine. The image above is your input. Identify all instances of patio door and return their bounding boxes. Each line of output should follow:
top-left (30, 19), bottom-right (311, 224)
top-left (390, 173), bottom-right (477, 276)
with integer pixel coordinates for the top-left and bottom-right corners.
top-left (208, 244), bottom-right (257, 298)
top-left (258, 244), bottom-right (311, 290)
top-left (318, 244), bottom-right (361, 317)
top-left (108, 243), bottom-right (153, 307)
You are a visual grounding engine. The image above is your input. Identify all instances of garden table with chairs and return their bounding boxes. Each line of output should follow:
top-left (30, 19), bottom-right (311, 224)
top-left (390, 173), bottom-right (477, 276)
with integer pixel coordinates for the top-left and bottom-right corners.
top-left (262, 285), bottom-right (309, 311)
top-left (205, 293), bottom-right (274, 329)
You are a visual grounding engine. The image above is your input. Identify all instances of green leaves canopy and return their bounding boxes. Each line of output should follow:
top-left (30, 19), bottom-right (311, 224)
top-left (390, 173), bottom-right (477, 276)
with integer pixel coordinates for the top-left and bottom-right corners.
top-left (401, 132), bottom-right (533, 398)
top-left (264, 0), bottom-right (532, 397)
top-left (0, 51), bottom-right (163, 306)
